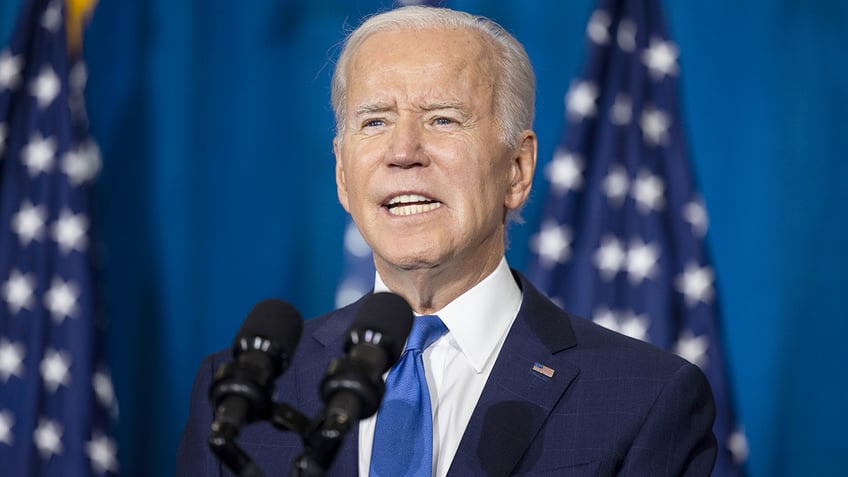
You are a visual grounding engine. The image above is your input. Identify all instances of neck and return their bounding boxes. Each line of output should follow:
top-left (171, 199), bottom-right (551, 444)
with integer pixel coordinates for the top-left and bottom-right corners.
top-left (375, 251), bottom-right (504, 315)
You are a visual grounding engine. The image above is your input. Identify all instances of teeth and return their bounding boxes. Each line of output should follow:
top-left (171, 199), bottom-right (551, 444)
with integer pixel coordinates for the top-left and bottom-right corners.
top-left (385, 194), bottom-right (441, 216)
top-left (389, 202), bottom-right (442, 216)
top-left (388, 194), bottom-right (431, 205)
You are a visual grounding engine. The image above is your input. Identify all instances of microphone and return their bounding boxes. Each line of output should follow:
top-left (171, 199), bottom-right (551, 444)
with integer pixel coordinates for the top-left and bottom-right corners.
top-left (294, 292), bottom-right (413, 475)
top-left (208, 299), bottom-right (303, 449)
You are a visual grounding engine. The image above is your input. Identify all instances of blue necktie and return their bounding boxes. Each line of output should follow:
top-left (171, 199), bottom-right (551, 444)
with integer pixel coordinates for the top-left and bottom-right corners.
top-left (370, 314), bottom-right (447, 477)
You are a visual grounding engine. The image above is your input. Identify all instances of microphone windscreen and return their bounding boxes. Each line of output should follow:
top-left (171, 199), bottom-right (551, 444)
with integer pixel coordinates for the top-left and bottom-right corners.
top-left (351, 292), bottom-right (414, 362)
top-left (236, 298), bottom-right (304, 354)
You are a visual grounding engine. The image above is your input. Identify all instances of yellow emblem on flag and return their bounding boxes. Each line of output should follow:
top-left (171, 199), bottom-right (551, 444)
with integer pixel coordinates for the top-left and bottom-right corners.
top-left (65, 0), bottom-right (98, 55)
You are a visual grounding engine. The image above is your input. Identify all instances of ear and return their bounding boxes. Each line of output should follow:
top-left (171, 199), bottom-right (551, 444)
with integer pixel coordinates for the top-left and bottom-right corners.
top-left (504, 130), bottom-right (537, 210)
top-left (334, 138), bottom-right (351, 213)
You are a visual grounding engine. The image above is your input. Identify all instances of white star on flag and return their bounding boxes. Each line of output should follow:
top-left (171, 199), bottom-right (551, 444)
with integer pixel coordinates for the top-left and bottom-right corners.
top-left (61, 140), bottom-right (102, 185)
top-left (40, 0), bottom-right (62, 32)
top-left (0, 339), bottom-right (25, 382)
top-left (626, 238), bottom-right (660, 284)
top-left (343, 220), bottom-right (371, 259)
top-left (631, 169), bottom-right (665, 213)
top-left (530, 222), bottom-right (572, 267)
top-left (0, 50), bottom-right (23, 91)
top-left (587, 10), bottom-right (611, 45)
top-left (592, 308), bottom-right (649, 341)
top-left (336, 218), bottom-right (377, 308)
top-left (601, 163), bottom-right (629, 206)
top-left (618, 312), bottom-right (650, 341)
top-left (0, 122), bottom-right (7, 156)
top-left (592, 307), bottom-right (618, 330)
top-left (33, 419), bottom-right (63, 459)
top-left (674, 330), bottom-right (710, 368)
top-left (675, 262), bottom-right (715, 307)
top-left (93, 368), bottom-right (118, 416)
top-left (642, 37), bottom-right (679, 80)
top-left (545, 150), bottom-right (584, 194)
top-left (40, 348), bottom-right (71, 393)
top-left (21, 132), bottom-right (56, 176)
top-left (0, 410), bottom-right (13, 445)
top-left (29, 66), bottom-right (61, 110)
top-left (617, 19), bottom-right (637, 52)
top-left (728, 427), bottom-right (750, 464)
top-left (86, 432), bottom-right (119, 474)
top-left (594, 235), bottom-right (625, 280)
top-left (336, 224), bottom-right (374, 305)
top-left (45, 278), bottom-right (80, 323)
top-left (52, 209), bottom-right (89, 254)
top-left (69, 61), bottom-right (87, 95)
top-left (11, 201), bottom-right (47, 245)
top-left (610, 93), bottom-right (632, 125)
top-left (683, 199), bottom-right (709, 238)
top-left (565, 80), bottom-right (599, 121)
top-left (2, 269), bottom-right (36, 315)
top-left (640, 106), bottom-right (671, 146)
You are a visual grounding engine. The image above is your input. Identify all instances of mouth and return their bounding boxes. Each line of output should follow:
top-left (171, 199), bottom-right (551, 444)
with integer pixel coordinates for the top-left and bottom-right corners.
top-left (384, 194), bottom-right (443, 216)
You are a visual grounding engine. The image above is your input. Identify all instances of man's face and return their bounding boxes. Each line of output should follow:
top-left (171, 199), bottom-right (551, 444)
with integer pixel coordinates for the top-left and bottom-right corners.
top-left (334, 27), bottom-right (535, 277)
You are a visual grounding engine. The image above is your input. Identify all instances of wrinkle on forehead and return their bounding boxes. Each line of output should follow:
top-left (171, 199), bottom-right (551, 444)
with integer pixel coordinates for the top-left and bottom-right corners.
top-left (345, 27), bottom-right (497, 118)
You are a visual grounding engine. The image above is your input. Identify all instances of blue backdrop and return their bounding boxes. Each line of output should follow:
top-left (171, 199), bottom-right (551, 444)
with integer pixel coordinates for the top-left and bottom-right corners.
top-left (3, 0), bottom-right (846, 476)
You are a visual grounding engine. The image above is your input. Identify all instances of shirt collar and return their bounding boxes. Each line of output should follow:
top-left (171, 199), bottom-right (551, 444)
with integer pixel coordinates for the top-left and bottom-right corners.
top-left (374, 258), bottom-right (522, 373)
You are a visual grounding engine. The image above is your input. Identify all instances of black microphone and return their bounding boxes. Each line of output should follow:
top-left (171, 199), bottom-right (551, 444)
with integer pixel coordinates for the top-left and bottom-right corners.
top-left (208, 299), bottom-right (303, 451)
top-left (322, 292), bottom-right (414, 422)
top-left (293, 292), bottom-right (413, 475)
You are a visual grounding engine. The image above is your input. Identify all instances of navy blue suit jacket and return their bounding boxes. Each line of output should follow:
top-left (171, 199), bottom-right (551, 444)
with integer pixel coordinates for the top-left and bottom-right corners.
top-left (177, 271), bottom-right (716, 476)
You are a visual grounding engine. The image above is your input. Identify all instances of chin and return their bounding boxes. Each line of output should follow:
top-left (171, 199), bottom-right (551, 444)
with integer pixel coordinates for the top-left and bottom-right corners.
top-left (376, 249), bottom-right (442, 272)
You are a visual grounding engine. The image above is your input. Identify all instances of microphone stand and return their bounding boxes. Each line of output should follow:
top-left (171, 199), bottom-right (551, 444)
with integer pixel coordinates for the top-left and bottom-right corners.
top-left (290, 346), bottom-right (386, 477)
top-left (210, 291), bottom-right (409, 476)
top-left (208, 420), bottom-right (265, 477)
top-left (209, 400), bottom-right (312, 477)
top-left (291, 393), bottom-right (362, 477)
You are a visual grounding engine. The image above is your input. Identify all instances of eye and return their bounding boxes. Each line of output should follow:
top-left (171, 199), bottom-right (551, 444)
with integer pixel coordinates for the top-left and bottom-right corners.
top-left (364, 119), bottom-right (385, 128)
top-left (433, 117), bottom-right (455, 126)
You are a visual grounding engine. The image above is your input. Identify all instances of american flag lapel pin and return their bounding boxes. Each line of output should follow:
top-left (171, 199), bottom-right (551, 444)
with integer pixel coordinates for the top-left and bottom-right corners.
top-left (532, 362), bottom-right (555, 378)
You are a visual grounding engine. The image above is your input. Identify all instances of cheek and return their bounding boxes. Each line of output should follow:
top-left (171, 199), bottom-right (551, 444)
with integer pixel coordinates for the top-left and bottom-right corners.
top-left (338, 162), bottom-right (376, 214)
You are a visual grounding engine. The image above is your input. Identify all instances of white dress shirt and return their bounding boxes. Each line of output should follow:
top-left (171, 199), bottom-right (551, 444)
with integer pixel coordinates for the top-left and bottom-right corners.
top-left (358, 258), bottom-right (523, 476)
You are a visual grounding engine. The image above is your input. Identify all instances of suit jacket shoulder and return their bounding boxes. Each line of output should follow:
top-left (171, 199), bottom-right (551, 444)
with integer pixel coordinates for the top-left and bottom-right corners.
top-left (446, 271), bottom-right (716, 476)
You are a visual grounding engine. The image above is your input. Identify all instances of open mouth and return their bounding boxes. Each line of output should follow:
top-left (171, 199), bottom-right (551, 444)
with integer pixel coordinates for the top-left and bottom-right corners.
top-left (385, 194), bottom-right (442, 216)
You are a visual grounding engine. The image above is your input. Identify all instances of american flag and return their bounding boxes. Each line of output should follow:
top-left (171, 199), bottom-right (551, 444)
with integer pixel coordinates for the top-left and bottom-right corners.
top-left (0, 0), bottom-right (118, 475)
top-left (335, 219), bottom-right (375, 308)
top-left (526, 0), bottom-right (746, 474)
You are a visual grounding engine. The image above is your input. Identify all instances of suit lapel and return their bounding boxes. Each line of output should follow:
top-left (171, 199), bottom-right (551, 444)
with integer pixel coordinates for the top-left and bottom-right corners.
top-left (448, 273), bottom-right (580, 477)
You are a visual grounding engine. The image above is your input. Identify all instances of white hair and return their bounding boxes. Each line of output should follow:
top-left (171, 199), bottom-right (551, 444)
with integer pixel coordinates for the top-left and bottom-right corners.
top-left (330, 6), bottom-right (536, 148)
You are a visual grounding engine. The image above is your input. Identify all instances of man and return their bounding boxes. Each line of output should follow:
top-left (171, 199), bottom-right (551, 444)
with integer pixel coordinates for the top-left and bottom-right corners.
top-left (178, 6), bottom-right (717, 476)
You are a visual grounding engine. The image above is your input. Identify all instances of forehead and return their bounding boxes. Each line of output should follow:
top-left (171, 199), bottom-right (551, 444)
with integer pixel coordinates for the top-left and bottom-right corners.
top-left (345, 26), bottom-right (495, 98)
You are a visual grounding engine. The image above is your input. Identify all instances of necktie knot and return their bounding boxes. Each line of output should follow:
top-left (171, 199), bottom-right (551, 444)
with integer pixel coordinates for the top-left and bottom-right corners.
top-left (405, 314), bottom-right (447, 353)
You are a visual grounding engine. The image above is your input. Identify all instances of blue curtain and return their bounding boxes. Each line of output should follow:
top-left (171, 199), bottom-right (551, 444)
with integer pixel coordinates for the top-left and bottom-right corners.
top-left (3, 0), bottom-right (845, 475)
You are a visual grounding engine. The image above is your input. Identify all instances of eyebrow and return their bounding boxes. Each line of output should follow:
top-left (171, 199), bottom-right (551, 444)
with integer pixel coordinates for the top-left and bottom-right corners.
top-left (422, 100), bottom-right (465, 111)
top-left (353, 100), bottom-right (468, 117)
top-left (353, 102), bottom-right (395, 117)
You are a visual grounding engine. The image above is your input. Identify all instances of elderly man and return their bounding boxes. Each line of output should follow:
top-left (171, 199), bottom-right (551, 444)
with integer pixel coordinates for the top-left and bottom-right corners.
top-left (178, 6), bottom-right (716, 476)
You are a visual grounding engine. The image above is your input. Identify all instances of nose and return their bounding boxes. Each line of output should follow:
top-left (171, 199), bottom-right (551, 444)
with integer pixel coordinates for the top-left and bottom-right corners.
top-left (386, 118), bottom-right (429, 168)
